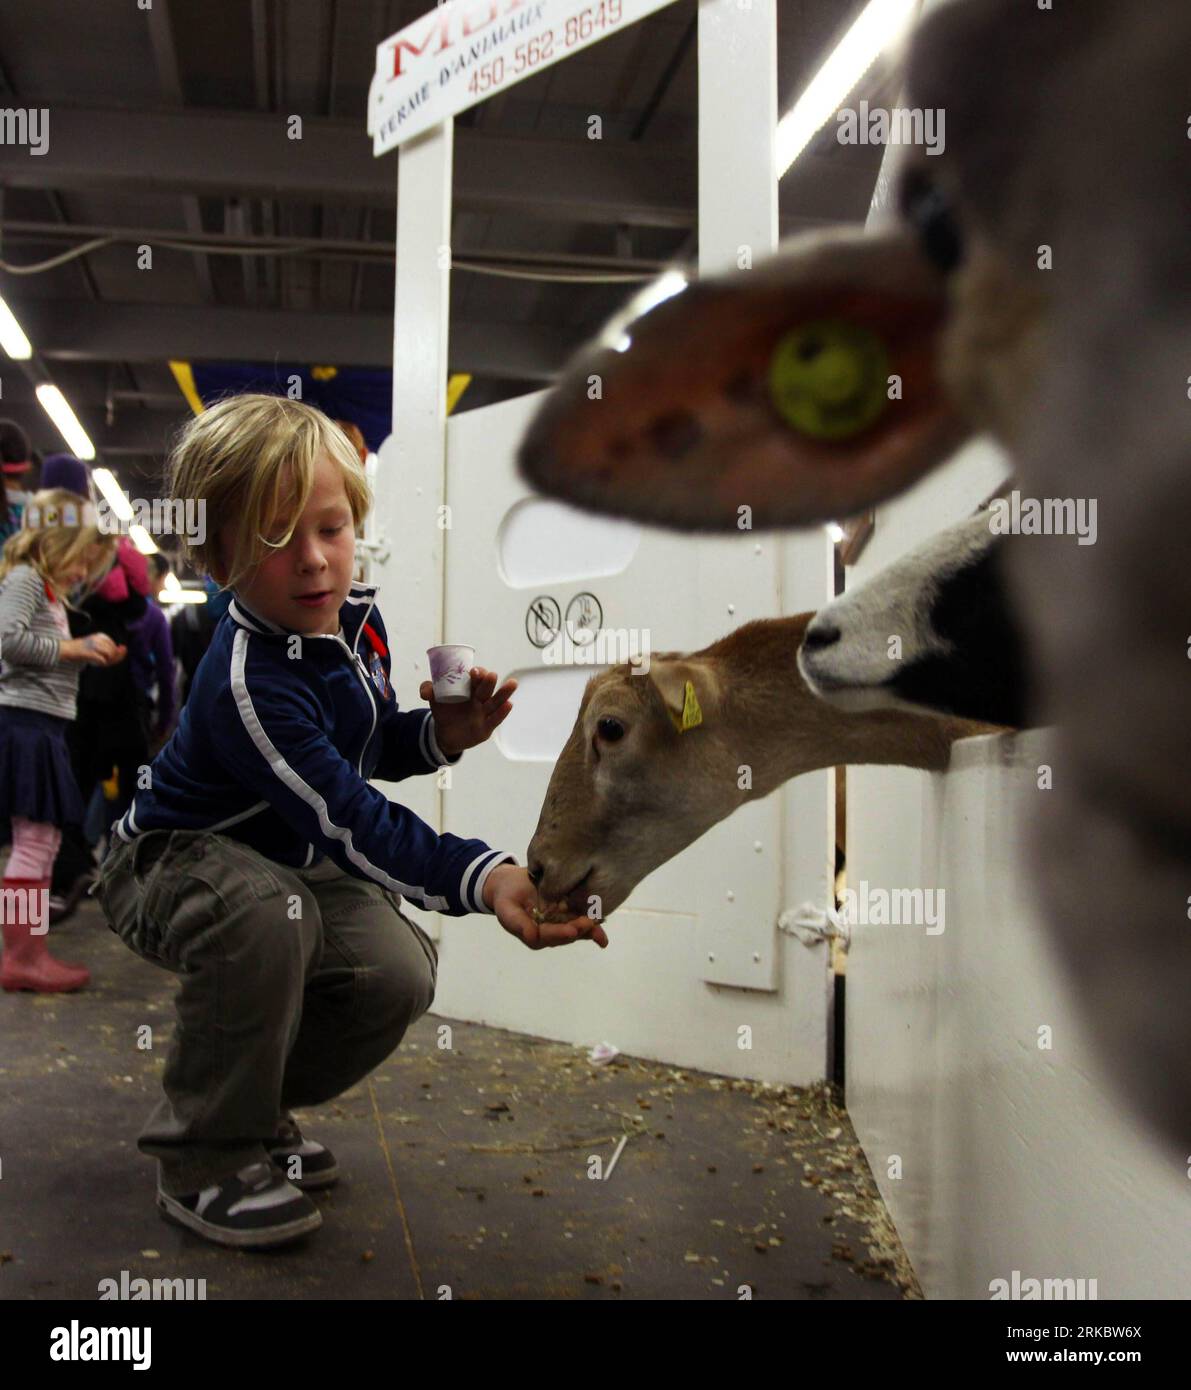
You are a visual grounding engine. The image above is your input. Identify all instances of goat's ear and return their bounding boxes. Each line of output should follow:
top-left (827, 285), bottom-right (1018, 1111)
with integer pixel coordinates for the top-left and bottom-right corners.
top-left (519, 229), bottom-right (971, 532)
top-left (648, 659), bottom-right (720, 734)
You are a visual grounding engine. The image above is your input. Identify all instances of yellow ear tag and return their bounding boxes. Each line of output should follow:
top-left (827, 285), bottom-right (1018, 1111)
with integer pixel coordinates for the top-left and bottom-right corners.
top-left (668, 679), bottom-right (703, 733)
top-left (768, 321), bottom-right (890, 440)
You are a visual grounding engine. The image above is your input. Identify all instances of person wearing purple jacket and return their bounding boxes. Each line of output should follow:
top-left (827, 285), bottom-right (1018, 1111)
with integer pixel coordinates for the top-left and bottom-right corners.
top-left (128, 553), bottom-right (178, 750)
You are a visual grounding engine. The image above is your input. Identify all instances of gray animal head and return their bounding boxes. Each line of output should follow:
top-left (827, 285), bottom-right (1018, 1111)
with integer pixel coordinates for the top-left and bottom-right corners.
top-left (518, 0), bottom-right (1191, 1151)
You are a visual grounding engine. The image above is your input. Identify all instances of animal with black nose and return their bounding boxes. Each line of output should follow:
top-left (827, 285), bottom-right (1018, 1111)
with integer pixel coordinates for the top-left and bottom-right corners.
top-left (799, 511), bottom-right (1029, 730)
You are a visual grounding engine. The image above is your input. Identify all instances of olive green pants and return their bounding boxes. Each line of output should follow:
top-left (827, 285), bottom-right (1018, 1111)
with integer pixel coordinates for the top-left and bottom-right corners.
top-left (93, 828), bottom-right (438, 1196)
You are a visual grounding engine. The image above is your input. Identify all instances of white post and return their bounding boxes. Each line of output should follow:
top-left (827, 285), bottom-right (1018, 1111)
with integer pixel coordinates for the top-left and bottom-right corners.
top-left (694, 0), bottom-right (833, 1013)
top-left (697, 0), bottom-right (778, 273)
top-left (375, 119), bottom-right (455, 927)
top-left (698, 0), bottom-right (835, 999)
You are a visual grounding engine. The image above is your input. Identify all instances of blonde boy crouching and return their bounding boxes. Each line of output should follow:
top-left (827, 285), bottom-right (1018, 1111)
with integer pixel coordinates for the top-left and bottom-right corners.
top-left (92, 394), bottom-right (604, 1250)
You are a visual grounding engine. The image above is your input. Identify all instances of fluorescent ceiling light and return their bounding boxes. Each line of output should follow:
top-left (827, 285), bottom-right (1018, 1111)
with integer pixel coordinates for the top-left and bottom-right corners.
top-left (602, 269), bottom-right (689, 354)
top-left (35, 384), bottom-right (96, 460)
top-left (129, 524), bottom-right (158, 554)
top-left (776, 0), bottom-right (918, 177)
top-left (161, 589), bottom-right (208, 605)
top-left (91, 467), bottom-right (133, 521)
top-left (630, 269), bottom-right (689, 320)
top-left (0, 295), bottom-right (32, 359)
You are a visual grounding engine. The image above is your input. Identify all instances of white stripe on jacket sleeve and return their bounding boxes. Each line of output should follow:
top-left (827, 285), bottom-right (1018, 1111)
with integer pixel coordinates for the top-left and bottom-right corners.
top-left (421, 709), bottom-right (462, 767)
top-left (230, 630), bottom-right (451, 909)
top-left (463, 849), bottom-right (518, 914)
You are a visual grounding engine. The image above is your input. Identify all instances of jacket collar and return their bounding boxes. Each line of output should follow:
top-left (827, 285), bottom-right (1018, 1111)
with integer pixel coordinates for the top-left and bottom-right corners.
top-left (228, 581), bottom-right (378, 655)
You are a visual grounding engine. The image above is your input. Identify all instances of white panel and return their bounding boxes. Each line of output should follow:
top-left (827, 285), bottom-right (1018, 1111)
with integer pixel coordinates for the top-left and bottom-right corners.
top-left (497, 498), bottom-right (641, 587)
top-left (849, 732), bottom-right (1191, 1298)
top-left (426, 386), bottom-right (829, 1081)
top-left (493, 665), bottom-right (605, 762)
top-left (438, 906), bottom-right (825, 1084)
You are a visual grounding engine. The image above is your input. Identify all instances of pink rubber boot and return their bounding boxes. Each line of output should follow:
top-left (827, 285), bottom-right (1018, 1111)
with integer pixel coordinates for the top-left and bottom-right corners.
top-left (0, 876), bottom-right (91, 992)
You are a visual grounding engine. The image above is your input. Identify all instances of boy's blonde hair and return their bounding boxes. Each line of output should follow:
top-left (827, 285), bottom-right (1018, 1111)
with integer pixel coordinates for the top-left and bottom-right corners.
top-left (0, 487), bottom-right (116, 610)
top-left (166, 394), bottom-right (372, 592)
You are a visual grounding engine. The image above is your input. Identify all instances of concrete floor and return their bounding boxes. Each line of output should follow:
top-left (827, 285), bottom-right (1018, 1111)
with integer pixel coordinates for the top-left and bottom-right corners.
top-left (0, 895), bottom-right (919, 1300)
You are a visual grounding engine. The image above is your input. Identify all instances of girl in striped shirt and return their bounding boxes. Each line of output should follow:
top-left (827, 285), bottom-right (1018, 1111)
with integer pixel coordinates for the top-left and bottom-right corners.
top-left (0, 488), bottom-right (125, 992)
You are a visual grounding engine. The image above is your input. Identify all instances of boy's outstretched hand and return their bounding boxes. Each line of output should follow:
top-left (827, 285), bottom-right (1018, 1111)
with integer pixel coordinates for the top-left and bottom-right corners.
top-left (483, 865), bottom-right (609, 951)
top-left (420, 667), bottom-right (516, 757)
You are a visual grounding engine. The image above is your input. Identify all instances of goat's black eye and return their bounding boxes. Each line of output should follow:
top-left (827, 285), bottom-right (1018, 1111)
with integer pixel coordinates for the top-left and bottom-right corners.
top-left (899, 169), bottom-right (964, 274)
top-left (596, 717), bottom-right (625, 742)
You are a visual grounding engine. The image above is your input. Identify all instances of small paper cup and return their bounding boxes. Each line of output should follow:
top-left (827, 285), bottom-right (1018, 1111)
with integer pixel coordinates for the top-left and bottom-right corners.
top-left (427, 644), bottom-right (475, 703)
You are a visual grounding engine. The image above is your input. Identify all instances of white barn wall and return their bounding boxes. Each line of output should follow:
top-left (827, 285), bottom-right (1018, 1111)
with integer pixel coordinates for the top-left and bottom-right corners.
top-left (846, 448), bottom-right (1191, 1297)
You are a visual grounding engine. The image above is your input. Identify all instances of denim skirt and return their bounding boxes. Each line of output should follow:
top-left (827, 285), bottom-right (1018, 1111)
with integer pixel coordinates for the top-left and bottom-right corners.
top-left (0, 705), bottom-right (85, 845)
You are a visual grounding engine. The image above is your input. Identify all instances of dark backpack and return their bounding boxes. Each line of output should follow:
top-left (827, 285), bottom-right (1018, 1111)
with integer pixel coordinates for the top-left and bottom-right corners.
top-left (75, 591), bottom-right (147, 711)
top-left (170, 601), bottom-right (219, 706)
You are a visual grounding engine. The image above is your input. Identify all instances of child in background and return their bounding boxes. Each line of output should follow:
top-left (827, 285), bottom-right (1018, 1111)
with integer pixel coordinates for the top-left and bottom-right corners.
top-left (137, 553), bottom-right (178, 753)
top-left (92, 394), bottom-right (605, 1250)
top-left (0, 489), bottom-right (127, 991)
top-left (168, 575), bottom-right (224, 709)
top-left (37, 452), bottom-right (153, 921)
top-left (78, 532), bottom-right (155, 830)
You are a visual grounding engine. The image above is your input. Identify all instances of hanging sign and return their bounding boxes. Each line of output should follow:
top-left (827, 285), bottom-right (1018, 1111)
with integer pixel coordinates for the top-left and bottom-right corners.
top-left (369, 0), bottom-right (680, 155)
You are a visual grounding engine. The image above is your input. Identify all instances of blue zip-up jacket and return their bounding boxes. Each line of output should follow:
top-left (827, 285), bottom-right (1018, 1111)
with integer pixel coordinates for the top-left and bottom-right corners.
top-left (112, 581), bottom-right (516, 916)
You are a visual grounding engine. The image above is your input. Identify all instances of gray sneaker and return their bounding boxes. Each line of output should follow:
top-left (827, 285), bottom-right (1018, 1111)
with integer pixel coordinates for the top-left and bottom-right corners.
top-left (157, 1160), bottom-right (323, 1248)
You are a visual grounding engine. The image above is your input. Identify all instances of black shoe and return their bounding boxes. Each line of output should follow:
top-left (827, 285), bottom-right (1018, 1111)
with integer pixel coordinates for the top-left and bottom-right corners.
top-left (157, 1160), bottom-right (323, 1248)
top-left (49, 871), bottom-right (95, 925)
top-left (266, 1116), bottom-right (339, 1190)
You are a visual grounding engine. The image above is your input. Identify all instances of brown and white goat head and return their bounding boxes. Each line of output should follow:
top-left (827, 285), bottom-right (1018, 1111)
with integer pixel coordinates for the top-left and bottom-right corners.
top-left (526, 614), bottom-right (984, 923)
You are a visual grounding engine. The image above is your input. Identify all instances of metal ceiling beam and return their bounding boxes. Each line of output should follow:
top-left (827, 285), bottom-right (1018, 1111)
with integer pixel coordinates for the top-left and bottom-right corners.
top-left (0, 107), bottom-right (863, 226)
top-left (17, 299), bottom-right (575, 381)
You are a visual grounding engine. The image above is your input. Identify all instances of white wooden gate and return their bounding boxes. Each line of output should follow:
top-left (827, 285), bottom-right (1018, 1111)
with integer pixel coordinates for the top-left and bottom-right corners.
top-left (412, 391), bottom-right (829, 1075)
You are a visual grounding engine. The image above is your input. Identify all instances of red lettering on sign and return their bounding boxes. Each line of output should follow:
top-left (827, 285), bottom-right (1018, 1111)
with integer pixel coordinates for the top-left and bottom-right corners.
top-left (384, 0), bottom-right (535, 82)
top-left (389, 15), bottom-right (453, 78)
